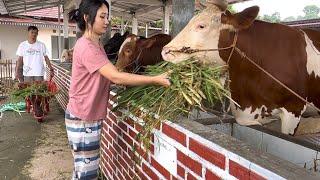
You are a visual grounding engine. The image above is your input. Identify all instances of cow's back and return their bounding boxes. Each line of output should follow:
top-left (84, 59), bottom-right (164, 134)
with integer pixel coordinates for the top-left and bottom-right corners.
top-left (218, 20), bottom-right (312, 116)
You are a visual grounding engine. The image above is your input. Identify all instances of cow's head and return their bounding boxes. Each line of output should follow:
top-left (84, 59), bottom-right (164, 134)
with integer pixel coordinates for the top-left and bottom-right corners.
top-left (115, 34), bottom-right (156, 72)
top-left (162, 0), bottom-right (259, 65)
top-left (104, 31), bottom-right (129, 60)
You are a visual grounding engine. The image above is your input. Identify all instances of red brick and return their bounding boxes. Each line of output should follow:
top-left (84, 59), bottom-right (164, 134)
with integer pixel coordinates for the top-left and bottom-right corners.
top-left (229, 160), bottom-right (250, 180)
top-left (117, 172), bottom-right (126, 180)
top-left (113, 157), bottom-right (122, 171)
top-left (125, 117), bottom-right (135, 127)
top-left (109, 113), bottom-right (117, 123)
top-left (177, 164), bottom-right (185, 178)
top-left (250, 171), bottom-right (266, 180)
top-left (101, 135), bottom-right (109, 148)
top-left (113, 173), bottom-right (120, 180)
top-left (109, 129), bottom-right (117, 140)
top-left (118, 121), bottom-right (128, 132)
top-left (118, 138), bottom-right (128, 152)
top-left (123, 132), bottom-right (134, 146)
top-left (106, 162), bottom-right (114, 175)
top-left (133, 144), bottom-right (148, 161)
top-left (104, 132), bottom-right (113, 144)
top-left (102, 121), bottom-right (109, 132)
top-left (114, 143), bottom-right (122, 154)
top-left (109, 161), bottom-right (117, 173)
top-left (189, 138), bottom-right (225, 169)
top-left (171, 175), bottom-right (178, 180)
top-left (151, 157), bottom-right (171, 179)
top-left (114, 110), bottom-right (122, 117)
top-left (113, 124), bottom-right (121, 135)
top-left (135, 123), bottom-right (143, 132)
top-left (162, 124), bottom-right (186, 146)
top-left (105, 148), bottom-right (113, 159)
top-left (123, 152), bottom-right (134, 167)
top-left (106, 118), bottom-right (113, 127)
top-left (177, 150), bottom-right (202, 176)
top-left (118, 154), bottom-right (129, 170)
top-left (129, 128), bottom-right (137, 139)
top-left (123, 170), bottom-right (131, 180)
top-left (109, 145), bottom-right (117, 156)
top-left (142, 163), bottom-right (159, 180)
top-left (135, 167), bottom-right (149, 180)
top-left (187, 173), bottom-right (197, 180)
top-left (205, 169), bottom-right (220, 180)
top-left (150, 144), bottom-right (154, 155)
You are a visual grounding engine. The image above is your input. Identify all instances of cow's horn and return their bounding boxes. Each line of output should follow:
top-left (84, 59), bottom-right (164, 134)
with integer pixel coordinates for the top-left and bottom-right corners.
top-left (206, 0), bottom-right (228, 11)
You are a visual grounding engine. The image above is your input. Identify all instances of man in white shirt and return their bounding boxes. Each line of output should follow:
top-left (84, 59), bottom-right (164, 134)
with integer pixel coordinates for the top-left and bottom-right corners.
top-left (15, 26), bottom-right (54, 82)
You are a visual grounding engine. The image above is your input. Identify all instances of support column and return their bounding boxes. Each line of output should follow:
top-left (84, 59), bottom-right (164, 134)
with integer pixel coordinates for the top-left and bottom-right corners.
top-left (120, 17), bottom-right (125, 35)
top-left (58, 3), bottom-right (62, 59)
top-left (162, 1), bottom-right (170, 35)
top-left (74, 0), bottom-right (82, 39)
top-left (145, 23), bottom-right (149, 38)
top-left (172, 0), bottom-right (195, 37)
top-left (63, 5), bottom-right (69, 49)
top-left (132, 14), bottom-right (138, 35)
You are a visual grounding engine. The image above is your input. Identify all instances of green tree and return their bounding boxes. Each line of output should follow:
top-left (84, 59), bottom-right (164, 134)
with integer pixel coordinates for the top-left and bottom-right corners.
top-left (262, 12), bottom-right (281, 23)
top-left (302, 5), bottom-right (320, 19)
top-left (283, 16), bottom-right (296, 22)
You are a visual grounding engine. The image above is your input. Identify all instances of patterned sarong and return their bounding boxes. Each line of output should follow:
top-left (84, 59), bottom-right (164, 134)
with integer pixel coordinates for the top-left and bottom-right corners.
top-left (65, 110), bottom-right (102, 180)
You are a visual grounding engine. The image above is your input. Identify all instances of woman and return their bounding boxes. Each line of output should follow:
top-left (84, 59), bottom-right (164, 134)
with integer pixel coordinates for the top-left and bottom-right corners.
top-left (66, 0), bottom-right (170, 179)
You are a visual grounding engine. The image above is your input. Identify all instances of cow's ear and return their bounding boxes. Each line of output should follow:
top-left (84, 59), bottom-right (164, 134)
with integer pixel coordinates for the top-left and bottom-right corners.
top-left (139, 39), bottom-right (156, 49)
top-left (222, 6), bottom-right (259, 30)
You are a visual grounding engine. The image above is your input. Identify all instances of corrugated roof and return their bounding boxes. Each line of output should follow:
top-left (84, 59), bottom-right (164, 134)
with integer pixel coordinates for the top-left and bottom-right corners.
top-left (1, 0), bottom-right (250, 23)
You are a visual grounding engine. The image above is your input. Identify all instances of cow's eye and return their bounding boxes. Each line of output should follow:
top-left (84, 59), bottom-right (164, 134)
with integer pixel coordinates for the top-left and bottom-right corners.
top-left (197, 24), bottom-right (206, 29)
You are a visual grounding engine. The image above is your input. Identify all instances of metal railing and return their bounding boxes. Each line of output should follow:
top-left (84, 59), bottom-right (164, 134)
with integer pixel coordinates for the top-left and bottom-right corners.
top-left (0, 59), bottom-right (14, 98)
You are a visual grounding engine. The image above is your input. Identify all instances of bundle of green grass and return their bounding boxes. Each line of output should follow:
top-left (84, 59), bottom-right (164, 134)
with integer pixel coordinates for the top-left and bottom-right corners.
top-left (113, 59), bottom-right (232, 151)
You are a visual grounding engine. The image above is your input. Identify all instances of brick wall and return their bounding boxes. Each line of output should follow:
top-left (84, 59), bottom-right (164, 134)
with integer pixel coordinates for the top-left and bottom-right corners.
top-left (100, 92), bottom-right (289, 180)
top-left (51, 64), bottom-right (318, 180)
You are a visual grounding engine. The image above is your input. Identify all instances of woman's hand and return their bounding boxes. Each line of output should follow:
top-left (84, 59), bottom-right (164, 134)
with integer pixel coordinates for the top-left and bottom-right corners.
top-left (152, 72), bottom-right (171, 87)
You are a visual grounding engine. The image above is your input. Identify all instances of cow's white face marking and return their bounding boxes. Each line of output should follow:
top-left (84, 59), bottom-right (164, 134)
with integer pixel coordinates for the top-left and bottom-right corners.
top-left (304, 33), bottom-right (320, 78)
top-left (162, 5), bottom-right (233, 65)
top-left (119, 37), bottom-right (133, 54)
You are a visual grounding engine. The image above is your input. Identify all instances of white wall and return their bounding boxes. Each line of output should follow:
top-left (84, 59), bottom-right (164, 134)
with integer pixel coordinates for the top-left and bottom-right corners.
top-left (0, 24), bottom-right (76, 61)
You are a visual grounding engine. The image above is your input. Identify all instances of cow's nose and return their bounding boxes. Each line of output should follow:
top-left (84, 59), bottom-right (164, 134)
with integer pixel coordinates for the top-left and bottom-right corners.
top-left (161, 47), bottom-right (173, 61)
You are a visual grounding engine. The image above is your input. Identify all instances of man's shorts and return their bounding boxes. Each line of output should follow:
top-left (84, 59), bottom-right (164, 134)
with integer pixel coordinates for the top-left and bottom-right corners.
top-left (24, 76), bottom-right (44, 82)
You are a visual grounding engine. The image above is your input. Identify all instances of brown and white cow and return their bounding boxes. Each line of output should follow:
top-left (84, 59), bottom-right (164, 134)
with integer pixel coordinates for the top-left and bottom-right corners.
top-left (116, 34), bottom-right (172, 73)
top-left (161, 0), bottom-right (320, 135)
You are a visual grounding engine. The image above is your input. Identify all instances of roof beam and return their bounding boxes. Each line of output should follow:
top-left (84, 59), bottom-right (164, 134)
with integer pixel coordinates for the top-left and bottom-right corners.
top-left (114, 0), bottom-right (162, 6)
top-left (135, 5), bottom-right (161, 16)
top-left (10, 4), bottom-right (59, 15)
top-left (0, 0), bottom-right (8, 14)
top-left (6, 0), bottom-right (60, 8)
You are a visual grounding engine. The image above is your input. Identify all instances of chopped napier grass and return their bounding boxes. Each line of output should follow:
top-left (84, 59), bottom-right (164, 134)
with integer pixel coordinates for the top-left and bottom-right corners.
top-left (9, 82), bottom-right (57, 103)
top-left (113, 58), bottom-right (232, 161)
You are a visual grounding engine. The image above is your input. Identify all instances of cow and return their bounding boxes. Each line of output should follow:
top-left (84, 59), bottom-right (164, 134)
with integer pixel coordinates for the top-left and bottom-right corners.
top-left (104, 31), bottom-right (130, 62)
top-left (116, 33), bottom-right (172, 73)
top-left (161, 0), bottom-right (320, 135)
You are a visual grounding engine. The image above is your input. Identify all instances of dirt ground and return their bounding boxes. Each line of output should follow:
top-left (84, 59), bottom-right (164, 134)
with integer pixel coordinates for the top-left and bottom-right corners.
top-left (0, 99), bottom-right (73, 179)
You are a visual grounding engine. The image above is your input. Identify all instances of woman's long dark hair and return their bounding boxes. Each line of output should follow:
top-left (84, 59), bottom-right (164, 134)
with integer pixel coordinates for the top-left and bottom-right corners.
top-left (69, 0), bottom-right (109, 31)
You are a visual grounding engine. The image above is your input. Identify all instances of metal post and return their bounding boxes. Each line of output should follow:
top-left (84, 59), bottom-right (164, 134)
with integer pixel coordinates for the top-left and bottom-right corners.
top-left (145, 23), bottom-right (149, 38)
top-left (132, 14), bottom-right (138, 35)
top-left (58, 3), bottom-right (61, 60)
top-left (172, 0), bottom-right (195, 37)
top-left (63, 5), bottom-right (69, 49)
top-left (163, 1), bottom-right (170, 34)
top-left (120, 16), bottom-right (125, 35)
